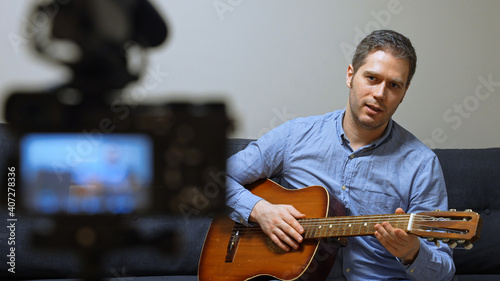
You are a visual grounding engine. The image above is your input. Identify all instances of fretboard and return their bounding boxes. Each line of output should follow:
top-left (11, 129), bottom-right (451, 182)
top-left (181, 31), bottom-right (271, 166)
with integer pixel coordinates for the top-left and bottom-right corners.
top-left (299, 214), bottom-right (414, 239)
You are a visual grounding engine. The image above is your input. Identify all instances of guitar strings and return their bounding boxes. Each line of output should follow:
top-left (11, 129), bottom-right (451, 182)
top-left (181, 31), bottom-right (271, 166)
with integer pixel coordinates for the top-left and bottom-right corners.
top-left (230, 214), bottom-right (438, 230)
top-left (227, 214), bottom-right (461, 236)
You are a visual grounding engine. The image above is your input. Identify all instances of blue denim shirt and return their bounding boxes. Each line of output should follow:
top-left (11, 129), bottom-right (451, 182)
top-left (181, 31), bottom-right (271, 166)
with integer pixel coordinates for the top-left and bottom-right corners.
top-left (226, 109), bottom-right (455, 281)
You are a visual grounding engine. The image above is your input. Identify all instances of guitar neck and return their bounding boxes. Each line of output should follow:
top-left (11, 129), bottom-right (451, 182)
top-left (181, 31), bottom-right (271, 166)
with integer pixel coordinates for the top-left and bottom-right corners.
top-left (300, 214), bottom-right (413, 238)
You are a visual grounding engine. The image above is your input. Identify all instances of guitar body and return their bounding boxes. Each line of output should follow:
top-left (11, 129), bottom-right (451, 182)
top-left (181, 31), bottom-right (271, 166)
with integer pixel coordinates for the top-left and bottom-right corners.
top-left (198, 179), bottom-right (346, 281)
top-left (199, 180), bottom-right (482, 281)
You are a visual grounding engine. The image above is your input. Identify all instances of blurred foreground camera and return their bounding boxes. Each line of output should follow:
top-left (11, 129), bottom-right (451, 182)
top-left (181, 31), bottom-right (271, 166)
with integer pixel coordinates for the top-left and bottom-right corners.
top-left (1, 0), bottom-right (229, 280)
top-left (6, 97), bottom-right (228, 217)
top-left (3, 0), bottom-right (229, 218)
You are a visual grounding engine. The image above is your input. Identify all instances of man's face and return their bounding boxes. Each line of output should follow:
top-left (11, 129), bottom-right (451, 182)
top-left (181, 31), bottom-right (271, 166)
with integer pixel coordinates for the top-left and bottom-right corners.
top-left (346, 50), bottom-right (410, 131)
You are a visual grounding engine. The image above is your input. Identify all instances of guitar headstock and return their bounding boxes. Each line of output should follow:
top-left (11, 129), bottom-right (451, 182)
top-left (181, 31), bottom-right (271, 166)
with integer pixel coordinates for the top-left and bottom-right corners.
top-left (411, 209), bottom-right (482, 250)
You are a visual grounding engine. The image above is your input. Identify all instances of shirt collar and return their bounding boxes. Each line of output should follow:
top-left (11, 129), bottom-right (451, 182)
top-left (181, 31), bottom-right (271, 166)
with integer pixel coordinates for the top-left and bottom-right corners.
top-left (335, 108), bottom-right (394, 149)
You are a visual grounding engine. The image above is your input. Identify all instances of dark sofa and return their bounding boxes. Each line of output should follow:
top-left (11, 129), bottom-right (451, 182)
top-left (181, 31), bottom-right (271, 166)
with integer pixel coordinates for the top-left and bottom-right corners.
top-left (0, 126), bottom-right (499, 281)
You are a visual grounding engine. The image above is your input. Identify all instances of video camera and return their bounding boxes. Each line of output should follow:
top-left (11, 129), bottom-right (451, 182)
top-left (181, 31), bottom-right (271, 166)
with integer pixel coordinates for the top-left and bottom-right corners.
top-left (3, 0), bottom-right (229, 217)
top-left (1, 1), bottom-right (229, 279)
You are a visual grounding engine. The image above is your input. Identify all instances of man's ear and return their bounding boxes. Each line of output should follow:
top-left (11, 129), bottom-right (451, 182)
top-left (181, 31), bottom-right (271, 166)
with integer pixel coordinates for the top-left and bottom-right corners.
top-left (346, 64), bottom-right (354, 88)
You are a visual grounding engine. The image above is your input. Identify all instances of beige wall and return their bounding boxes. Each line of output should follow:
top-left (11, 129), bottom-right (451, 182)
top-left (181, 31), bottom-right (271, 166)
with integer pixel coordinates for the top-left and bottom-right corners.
top-left (1, 0), bottom-right (499, 148)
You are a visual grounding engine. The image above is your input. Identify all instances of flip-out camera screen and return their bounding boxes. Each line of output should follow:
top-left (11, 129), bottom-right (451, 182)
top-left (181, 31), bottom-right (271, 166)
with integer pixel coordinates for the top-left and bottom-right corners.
top-left (20, 133), bottom-right (153, 215)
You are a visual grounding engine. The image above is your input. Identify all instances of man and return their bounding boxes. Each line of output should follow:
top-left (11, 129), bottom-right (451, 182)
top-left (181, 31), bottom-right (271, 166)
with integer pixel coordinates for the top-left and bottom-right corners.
top-left (225, 30), bottom-right (455, 280)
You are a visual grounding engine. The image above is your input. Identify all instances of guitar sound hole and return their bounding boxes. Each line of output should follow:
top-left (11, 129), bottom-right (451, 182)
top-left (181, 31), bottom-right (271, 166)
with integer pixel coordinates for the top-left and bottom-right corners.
top-left (266, 237), bottom-right (287, 254)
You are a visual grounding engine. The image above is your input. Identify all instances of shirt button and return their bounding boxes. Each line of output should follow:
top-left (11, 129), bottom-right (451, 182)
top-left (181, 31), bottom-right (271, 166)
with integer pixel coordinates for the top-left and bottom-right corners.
top-left (346, 268), bottom-right (350, 273)
top-left (342, 185), bottom-right (347, 191)
top-left (349, 154), bottom-right (355, 159)
top-left (410, 268), bottom-right (415, 273)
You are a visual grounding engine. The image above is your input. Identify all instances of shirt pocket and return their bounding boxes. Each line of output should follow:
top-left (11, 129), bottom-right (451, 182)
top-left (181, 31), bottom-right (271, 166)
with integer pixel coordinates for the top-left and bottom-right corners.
top-left (361, 190), bottom-right (400, 215)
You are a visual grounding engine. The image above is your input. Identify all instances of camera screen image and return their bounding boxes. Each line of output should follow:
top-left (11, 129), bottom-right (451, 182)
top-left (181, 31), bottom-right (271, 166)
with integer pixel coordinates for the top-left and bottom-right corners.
top-left (19, 133), bottom-right (153, 215)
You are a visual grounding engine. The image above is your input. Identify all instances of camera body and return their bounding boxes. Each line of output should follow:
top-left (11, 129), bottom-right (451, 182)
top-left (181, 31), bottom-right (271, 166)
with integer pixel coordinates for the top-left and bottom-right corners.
top-left (1, 2), bottom-right (230, 279)
top-left (5, 90), bottom-right (229, 218)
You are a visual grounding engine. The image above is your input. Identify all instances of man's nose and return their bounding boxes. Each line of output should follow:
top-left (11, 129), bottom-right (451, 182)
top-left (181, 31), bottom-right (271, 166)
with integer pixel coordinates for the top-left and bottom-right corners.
top-left (373, 83), bottom-right (386, 100)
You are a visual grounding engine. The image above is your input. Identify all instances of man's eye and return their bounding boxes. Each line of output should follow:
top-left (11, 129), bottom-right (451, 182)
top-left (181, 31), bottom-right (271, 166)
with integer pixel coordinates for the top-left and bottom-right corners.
top-left (391, 83), bottom-right (400, 88)
top-left (367, 76), bottom-right (376, 81)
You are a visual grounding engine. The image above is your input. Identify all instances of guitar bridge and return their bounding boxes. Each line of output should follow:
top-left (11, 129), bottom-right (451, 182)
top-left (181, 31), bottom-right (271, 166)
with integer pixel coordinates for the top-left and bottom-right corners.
top-left (225, 223), bottom-right (242, 263)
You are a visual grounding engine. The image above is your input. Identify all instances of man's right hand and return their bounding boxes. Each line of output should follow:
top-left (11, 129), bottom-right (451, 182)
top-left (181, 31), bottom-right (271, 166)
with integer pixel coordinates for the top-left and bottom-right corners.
top-left (249, 200), bottom-right (306, 252)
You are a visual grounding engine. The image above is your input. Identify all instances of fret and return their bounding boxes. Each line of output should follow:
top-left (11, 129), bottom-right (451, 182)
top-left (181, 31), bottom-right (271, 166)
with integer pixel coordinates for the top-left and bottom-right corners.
top-left (357, 218), bottom-right (363, 235)
top-left (309, 221), bottom-right (315, 237)
top-left (304, 219), bottom-right (311, 238)
top-left (359, 222), bottom-right (368, 234)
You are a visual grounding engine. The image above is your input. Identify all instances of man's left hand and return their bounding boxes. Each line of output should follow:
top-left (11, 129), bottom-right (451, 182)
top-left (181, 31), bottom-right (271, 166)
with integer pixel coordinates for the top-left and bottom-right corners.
top-left (374, 208), bottom-right (420, 264)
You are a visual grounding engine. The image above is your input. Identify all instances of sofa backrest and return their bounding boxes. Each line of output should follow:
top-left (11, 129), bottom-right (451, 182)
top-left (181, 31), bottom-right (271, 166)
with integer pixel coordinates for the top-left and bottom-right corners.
top-left (434, 148), bottom-right (500, 274)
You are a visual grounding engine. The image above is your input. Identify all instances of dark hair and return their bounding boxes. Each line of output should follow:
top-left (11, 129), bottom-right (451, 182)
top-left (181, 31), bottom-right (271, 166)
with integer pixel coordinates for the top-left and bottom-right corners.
top-left (351, 29), bottom-right (417, 86)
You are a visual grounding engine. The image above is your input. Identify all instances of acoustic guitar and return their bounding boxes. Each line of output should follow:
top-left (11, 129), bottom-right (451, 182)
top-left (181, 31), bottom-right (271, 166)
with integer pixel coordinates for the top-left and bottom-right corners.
top-left (198, 179), bottom-right (481, 281)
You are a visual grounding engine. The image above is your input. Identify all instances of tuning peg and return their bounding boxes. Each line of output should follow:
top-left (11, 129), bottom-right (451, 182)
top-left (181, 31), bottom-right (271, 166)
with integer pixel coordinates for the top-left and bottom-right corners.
top-left (464, 209), bottom-right (473, 212)
top-left (448, 209), bottom-right (456, 212)
top-left (426, 237), bottom-right (441, 247)
top-left (457, 239), bottom-right (466, 244)
top-left (464, 241), bottom-right (473, 250)
top-left (441, 238), bottom-right (450, 243)
top-left (447, 241), bottom-right (457, 248)
top-left (434, 209), bottom-right (441, 212)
